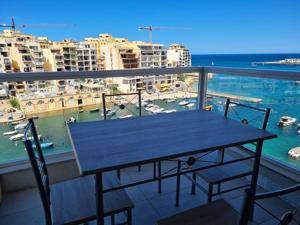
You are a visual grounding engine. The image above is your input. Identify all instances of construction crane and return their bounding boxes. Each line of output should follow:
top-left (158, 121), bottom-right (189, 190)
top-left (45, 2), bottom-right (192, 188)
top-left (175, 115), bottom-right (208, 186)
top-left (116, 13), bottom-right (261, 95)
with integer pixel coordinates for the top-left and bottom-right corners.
top-left (138, 26), bottom-right (191, 43)
top-left (0, 17), bottom-right (16, 30)
top-left (0, 17), bottom-right (75, 31)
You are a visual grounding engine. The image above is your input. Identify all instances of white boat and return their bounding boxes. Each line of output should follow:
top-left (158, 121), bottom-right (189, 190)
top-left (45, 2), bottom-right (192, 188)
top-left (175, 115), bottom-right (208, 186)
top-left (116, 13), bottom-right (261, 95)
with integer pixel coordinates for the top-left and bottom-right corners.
top-left (27, 134), bottom-right (42, 141)
top-left (14, 123), bottom-right (27, 130)
top-left (163, 109), bottom-right (177, 114)
top-left (288, 147), bottom-right (300, 159)
top-left (147, 103), bottom-right (155, 108)
top-left (178, 100), bottom-right (189, 106)
top-left (89, 108), bottom-right (100, 113)
top-left (278, 116), bottom-right (297, 127)
top-left (102, 109), bottom-right (117, 117)
top-left (10, 133), bottom-right (24, 141)
top-left (66, 117), bottom-right (76, 124)
top-left (186, 103), bottom-right (195, 108)
top-left (297, 124), bottom-right (300, 134)
top-left (3, 130), bottom-right (18, 136)
top-left (296, 81), bottom-right (300, 84)
top-left (135, 101), bottom-right (148, 108)
top-left (166, 99), bottom-right (176, 103)
top-left (118, 114), bottom-right (133, 119)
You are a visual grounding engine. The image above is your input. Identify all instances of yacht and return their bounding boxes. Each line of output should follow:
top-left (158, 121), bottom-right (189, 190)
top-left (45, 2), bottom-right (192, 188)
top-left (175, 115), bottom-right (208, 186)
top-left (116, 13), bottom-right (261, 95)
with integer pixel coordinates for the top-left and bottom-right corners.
top-left (102, 109), bottom-right (116, 117)
top-left (186, 103), bottom-right (195, 108)
top-left (9, 133), bottom-right (24, 141)
top-left (288, 147), bottom-right (300, 159)
top-left (66, 117), bottom-right (76, 124)
top-left (89, 108), bottom-right (100, 113)
top-left (166, 98), bottom-right (176, 103)
top-left (163, 109), bottom-right (177, 114)
top-left (3, 130), bottom-right (18, 136)
top-left (178, 100), bottom-right (189, 106)
top-left (14, 123), bottom-right (27, 130)
top-left (118, 114), bottom-right (133, 119)
top-left (278, 116), bottom-right (297, 127)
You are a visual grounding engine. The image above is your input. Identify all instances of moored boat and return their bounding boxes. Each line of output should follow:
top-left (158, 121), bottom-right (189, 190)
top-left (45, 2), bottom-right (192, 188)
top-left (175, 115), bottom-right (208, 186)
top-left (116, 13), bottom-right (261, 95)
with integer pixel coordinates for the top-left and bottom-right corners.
top-left (163, 109), bottom-right (177, 113)
top-left (102, 109), bottom-right (116, 117)
top-left (9, 133), bottom-right (24, 141)
top-left (66, 117), bottom-right (76, 124)
top-left (89, 108), bottom-right (100, 113)
top-left (166, 98), bottom-right (176, 103)
top-left (14, 123), bottom-right (27, 130)
top-left (278, 116), bottom-right (297, 127)
top-left (3, 130), bottom-right (18, 136)
top-left (178, 100), bottom-right (189, 106)
top-left (118, 114), bottom-right (133, 119)
top-left (297, 124), bottom-right (300, 134)
top-left (288, 147), bottom-right (300, 159)
top-left (186, 103), bottom-right (195, 108)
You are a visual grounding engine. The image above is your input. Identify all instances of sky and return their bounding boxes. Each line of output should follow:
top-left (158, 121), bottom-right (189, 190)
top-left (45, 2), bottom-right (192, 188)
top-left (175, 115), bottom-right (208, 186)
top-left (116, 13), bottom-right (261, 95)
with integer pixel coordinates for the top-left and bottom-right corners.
top-left (1, 0), bottom-right (300, 54)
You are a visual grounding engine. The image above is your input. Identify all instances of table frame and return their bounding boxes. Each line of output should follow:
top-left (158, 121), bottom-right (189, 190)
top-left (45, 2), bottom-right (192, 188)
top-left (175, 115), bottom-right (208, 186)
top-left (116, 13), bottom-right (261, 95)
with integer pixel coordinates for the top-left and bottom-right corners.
top-left (68, 111), bottom-right (275, 225)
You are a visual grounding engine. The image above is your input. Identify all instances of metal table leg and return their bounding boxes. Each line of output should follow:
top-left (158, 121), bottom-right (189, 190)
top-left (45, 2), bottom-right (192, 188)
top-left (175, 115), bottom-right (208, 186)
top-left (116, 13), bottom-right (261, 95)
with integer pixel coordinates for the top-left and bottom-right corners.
top-left (249, 140), bottom-right (264, 220)
top-left (96, 173), bottom-right (105, 225)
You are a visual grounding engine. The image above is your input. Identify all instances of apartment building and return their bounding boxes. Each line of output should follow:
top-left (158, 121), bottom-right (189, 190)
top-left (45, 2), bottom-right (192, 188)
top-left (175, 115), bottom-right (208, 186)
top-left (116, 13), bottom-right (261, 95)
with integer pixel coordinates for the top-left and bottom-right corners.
top-left (167, 44), bottom-right (191, 67)
top-left (76, 42), bottom-right (97, 71)
top-left (0, 41), bottom-right (12, 73)
top-left (53, 40), bottom-right (78, 72)
top-left (85, 34), bottom-right (113, 70)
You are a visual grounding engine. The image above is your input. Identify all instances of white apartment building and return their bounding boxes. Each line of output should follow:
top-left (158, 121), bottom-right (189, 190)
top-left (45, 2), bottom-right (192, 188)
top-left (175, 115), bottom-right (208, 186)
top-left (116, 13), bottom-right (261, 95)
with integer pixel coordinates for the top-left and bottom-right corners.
top-left (167, 44), bottom-right (191, 67)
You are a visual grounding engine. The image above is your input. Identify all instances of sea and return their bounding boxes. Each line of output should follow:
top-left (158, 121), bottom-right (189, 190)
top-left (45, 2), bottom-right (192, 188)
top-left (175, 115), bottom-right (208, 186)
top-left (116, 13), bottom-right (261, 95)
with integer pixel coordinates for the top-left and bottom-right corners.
top-left (1, 53), bottom-right (300, 169)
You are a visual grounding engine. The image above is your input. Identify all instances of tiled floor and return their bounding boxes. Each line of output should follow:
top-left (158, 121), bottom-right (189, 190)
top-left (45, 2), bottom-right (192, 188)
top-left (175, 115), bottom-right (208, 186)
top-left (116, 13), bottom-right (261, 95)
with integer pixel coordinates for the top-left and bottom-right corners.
top-left (0, 162), bottom-right (299, 225)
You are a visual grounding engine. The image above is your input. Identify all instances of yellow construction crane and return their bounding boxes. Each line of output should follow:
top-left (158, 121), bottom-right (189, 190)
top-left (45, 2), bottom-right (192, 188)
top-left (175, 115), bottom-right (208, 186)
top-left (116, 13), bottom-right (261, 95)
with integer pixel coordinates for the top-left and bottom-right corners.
top-left (138, 26), bottom-right (191, 43)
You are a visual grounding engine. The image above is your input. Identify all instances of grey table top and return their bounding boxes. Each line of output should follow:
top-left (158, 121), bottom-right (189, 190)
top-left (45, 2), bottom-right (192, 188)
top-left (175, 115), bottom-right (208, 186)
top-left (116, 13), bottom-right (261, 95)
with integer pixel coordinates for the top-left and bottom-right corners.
top-left (68, 110), bottom-right (277, 176)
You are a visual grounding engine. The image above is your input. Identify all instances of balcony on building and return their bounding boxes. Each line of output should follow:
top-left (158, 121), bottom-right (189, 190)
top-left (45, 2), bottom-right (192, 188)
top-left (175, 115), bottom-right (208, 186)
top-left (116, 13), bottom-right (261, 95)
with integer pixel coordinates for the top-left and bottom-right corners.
top-left (0, 66), bottom-right (299, 225)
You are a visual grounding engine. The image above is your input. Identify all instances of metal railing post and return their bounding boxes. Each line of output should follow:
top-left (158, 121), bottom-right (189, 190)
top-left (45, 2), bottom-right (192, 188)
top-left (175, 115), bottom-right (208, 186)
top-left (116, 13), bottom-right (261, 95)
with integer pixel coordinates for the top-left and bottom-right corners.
top-left (197, 67), bottom-right (208, 109)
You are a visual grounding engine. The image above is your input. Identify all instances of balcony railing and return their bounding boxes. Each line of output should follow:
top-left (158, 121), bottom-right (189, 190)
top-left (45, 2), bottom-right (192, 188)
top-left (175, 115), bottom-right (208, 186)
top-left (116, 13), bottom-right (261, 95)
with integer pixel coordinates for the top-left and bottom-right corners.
top-left (0, 66), bottom-right (300, 180)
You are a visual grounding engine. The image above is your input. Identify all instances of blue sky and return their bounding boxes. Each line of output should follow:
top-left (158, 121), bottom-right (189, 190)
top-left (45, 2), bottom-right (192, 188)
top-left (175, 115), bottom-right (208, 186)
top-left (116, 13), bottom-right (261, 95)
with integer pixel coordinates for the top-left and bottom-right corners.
top-left (1, 0), bottom-right (299, 54)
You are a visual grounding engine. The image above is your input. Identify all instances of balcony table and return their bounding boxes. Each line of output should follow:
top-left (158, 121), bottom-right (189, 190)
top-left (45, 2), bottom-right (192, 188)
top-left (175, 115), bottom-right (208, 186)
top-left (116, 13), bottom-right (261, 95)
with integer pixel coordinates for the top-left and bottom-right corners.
top-left (67, 109), bottom-right (277, 225)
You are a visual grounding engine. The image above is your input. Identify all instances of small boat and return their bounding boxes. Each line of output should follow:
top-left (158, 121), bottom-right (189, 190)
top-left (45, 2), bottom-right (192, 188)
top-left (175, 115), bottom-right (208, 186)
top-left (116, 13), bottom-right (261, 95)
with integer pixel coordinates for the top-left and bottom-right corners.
top-left (278, 116), bottom-right (297, 127)
top-left (178, 100), bottom-right (189, 106)
top-left (135, 101), bottom-right (149, 108)
top-left (297, 124), bottom-right (300, 134)
top-left (11, 120), bottom-right (20, 125)
top-left (10, 133), bottom-right (24, 141)
top-left (14, 123), bottom-right (27, 130)
top-left (295, 81), bottom-right (300, 85)
top-left (166, 99), bottom-right (176, 103)
top-left (118, 114), bottom-right (133, 119)
top-left (66, 117), bottom-right (76, 124)
top-left (31, 115), bottom-right (39, 119)
top-left (163, 109), bottom-right (177, 113)
top-left (89, 108), bottom-right (100, 113)
top-left (32, 142), bottom-right (54, 149)
top-left (79, 109), bottom-right (84, 113)
top-left (27, 134), bottom-right (42, 141)
top-left (3, 130), bottom-right (18, 136)
top-left (288, 147), bottom-right (300, 159)
top-left (102, 109), bottom-right (117, 117)
top-left (186, 103), bottom-right (195, 108)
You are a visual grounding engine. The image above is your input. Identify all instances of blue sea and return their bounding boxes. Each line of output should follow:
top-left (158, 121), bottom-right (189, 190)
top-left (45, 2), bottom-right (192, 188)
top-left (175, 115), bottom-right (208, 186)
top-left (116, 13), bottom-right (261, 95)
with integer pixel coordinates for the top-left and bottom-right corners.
top-left (0, 53), bottom-right (300, 169)
top-left (192, 53), bottom-right (300, 168)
